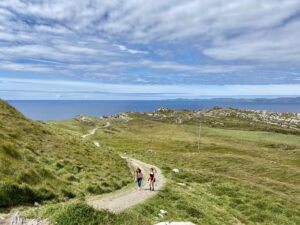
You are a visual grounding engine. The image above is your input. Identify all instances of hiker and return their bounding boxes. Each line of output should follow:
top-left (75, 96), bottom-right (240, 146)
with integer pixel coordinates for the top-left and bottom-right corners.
top-left (148, 167), bottom-right (157, 191)
top-left (135, 168), bottom-right (143, 190)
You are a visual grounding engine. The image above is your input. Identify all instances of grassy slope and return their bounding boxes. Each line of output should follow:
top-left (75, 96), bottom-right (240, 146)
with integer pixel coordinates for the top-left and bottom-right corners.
top-left (4, 104), bottom-right (299, 225)
top-left (81, 112), bottom-right (300, 225)
top-left (0, 100), bottom-right (131, 208)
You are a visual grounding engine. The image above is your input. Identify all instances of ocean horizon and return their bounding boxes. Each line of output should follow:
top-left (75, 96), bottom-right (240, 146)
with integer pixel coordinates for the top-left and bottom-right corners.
top-left (8, 99), bottom-right (300, 121)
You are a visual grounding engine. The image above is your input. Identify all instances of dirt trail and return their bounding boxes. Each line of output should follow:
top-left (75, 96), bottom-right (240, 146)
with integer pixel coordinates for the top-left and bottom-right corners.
top-left (87, 157), bottom-right (165, 213)
top-left (81, 127), bottom-right (99, 139)
top-left (87, 122), bottom-right (165, 212)
top-left (81, 121), bottom-right (110, 139)
top-left (85, 122), bottom-right (165, 212)
top-left (1, 122), bottom-right (164, 224)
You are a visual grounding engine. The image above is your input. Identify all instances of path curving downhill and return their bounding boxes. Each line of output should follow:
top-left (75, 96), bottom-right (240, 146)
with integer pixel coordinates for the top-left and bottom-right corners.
top-left (1, 122), bottom-right (165, 224)
top-left (84, 123), bottom-right (165, 213)
top-left (87, 157), bottom-right (165, 213)
top-left (81, 127), bottom-right (99, 139)
top-left (81, 122), bottom-right (110, 139)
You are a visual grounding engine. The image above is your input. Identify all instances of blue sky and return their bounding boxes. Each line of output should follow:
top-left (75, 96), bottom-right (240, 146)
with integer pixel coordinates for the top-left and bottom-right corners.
top-left (0, 0), bottom-right (300, 100)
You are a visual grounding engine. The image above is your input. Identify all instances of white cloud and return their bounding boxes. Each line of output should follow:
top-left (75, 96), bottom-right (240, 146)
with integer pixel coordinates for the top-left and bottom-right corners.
top-left (1, 77), bottom-right (300, 100)
top-left (203, 20), bottom-right (300, 63)
top-left (0, 0), bottom-right (299, 88)
top-left (114, 44), bottom-right (148, 54)
top-left (0, 61), bottom-right (53, 73)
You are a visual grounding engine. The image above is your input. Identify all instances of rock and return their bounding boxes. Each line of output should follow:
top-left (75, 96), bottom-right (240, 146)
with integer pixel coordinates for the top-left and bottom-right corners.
top-left (10, 212), bottom-right (25, 225)
top-left (25, 220), bottom-right (41, 225)
top-left (160, 209), bottom-right (167, 214)
top-left (154, 222), bottom-right (196, 225)
top-left (172, 168), bottom-right (179, 173)
top-left (175, 118), bottom-right (182, 124)
top-left (93, 141), bottom-right (100, 147)
top-left (158, 213), bottom-right (165, 218)
top-left (74, 115), bottom-right (95, 125)
top-left (156, 107), bottom-right (171, 113)
top-left (158, 209), bottom-right (167, 218)
top-left (146, 149), bottom-right (155, 154)
top-left (9, 213), bottom-right (47, 225)
top-left (34, 201), bottom-right (40, 207)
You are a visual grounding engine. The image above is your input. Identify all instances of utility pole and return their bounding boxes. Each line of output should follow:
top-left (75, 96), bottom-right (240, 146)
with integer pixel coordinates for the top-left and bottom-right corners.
top-left (198, 121), bottom-right (202, 151)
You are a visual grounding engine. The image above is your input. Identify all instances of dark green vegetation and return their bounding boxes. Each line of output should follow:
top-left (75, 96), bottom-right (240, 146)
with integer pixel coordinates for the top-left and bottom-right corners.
top-left (0, 100), bottom-right (131, 208)
top-left (26, 202), bottom-right (150, 225)
top-left (64, 109), bottom-right (299, 225)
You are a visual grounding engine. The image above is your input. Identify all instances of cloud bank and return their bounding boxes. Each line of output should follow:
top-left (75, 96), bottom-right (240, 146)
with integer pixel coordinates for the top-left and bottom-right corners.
top-left (0, 0), bottom-right (300, 99)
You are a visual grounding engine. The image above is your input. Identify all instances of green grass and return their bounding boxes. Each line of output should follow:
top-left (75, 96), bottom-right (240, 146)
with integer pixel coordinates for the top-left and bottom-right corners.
top-left (25, 201), bottom-right (151, 225)
top-left (83, 112), bottom-right (300, 225)
top-left (0, 100), bottom-right (131, 208)
top-left (2, 100), bottom-right (300, 224)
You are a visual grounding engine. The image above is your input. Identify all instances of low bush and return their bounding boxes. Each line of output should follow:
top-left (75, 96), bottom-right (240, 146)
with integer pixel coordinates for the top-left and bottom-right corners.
top-left (51, 203), bottom-right (114, 225)
top-left (0, 182), bottom-right (55, 207)
top-left (45, 202), bottom-right (151, 225)
top-left (0, 142), bottom-right (21, 159)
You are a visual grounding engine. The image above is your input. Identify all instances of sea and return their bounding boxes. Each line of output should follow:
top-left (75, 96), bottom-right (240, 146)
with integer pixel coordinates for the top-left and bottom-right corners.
top-left (8, 100), bottom-right (300, 121)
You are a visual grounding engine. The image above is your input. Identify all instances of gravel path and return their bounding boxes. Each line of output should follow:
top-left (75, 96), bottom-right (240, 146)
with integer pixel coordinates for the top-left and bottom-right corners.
top-left (1, 123), bottom-right (163, 224)
top-left (81, 121), bottom-right (110, 139)
top-left (87, 157), bottom-right (165, 213)
top-left (81, 127), bottom-right (99, 139)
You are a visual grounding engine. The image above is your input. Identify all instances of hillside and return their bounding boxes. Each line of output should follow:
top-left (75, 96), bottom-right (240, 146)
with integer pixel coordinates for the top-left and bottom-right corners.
top-left (143, 107), bottom-right (300, 134)
top-left (50, 107), bottom-right (300, 224)
top-left (1, 103), bottom-right (299, 225)
top-left (0, 99), bottom-right (131, 208)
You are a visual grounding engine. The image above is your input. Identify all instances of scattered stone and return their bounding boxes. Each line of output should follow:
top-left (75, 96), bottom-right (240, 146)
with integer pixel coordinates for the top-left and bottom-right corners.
top-left (34, 201), bottom-right (40, 207)
top-left (160, 209), bottom-right (168, 214)
top-left (93, 141), bottom-right (100, 147)
top-left (148, 107), bottom-right (300, 132)
top-left (158, 213), bottom-right (165, 218)
top-left (8, 213), bottom-right (48, 225)
top-left (158, 209), bottom-right (168, 218)
top-left (74, 115), bottom-right (95, 125)
top-left (10, 212), bottom-right (25, 225)
top-left (156, 107), bottom-right (171, 113)
top-left (177, 183), bottom-right (186, 187)
top-left (109, 113), bottom-right (131, 122)
top-left (146, 149), bottom-right (155, 154)
top-left (172, 168), bottom-right (179, 173)
top-left (175, 118), bottom-right (182, 124)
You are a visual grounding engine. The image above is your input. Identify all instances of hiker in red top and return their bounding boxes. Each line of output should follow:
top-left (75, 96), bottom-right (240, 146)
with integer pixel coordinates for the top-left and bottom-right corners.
top-left (135, 168), bottom-right (143, 191)
top-left (148, 167), bottom-right (157, 191)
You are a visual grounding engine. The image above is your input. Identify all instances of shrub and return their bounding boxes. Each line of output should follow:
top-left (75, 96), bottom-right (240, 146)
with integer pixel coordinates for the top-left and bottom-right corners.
top-left (0, 182), bottom-right (55, 207)
top-left (86, 185), bottom-right (107, 194)
top-left (52, 203), bottom-right (113, 225)
top-left (67, 175), bottom-right (78, 182)
top-left (0, 142), bottom-right (21, 159)
top-left (61, 189), bottom-right (76, 199)
top-left (50, 202), bottom-right (151, 225)
top-left (18, 169), bottom-right (41, 184)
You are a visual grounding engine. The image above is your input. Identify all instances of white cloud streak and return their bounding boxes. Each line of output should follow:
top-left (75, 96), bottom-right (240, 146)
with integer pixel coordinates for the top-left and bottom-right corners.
top-left (114, 44), bottom-right (148, 54)
top-left (1, 77), bottom-right (300, 100)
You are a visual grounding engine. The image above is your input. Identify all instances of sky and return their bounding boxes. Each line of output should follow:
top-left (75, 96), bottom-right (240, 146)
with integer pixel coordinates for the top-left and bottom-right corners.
top-left (0, 0), bottom-right (300, 100)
